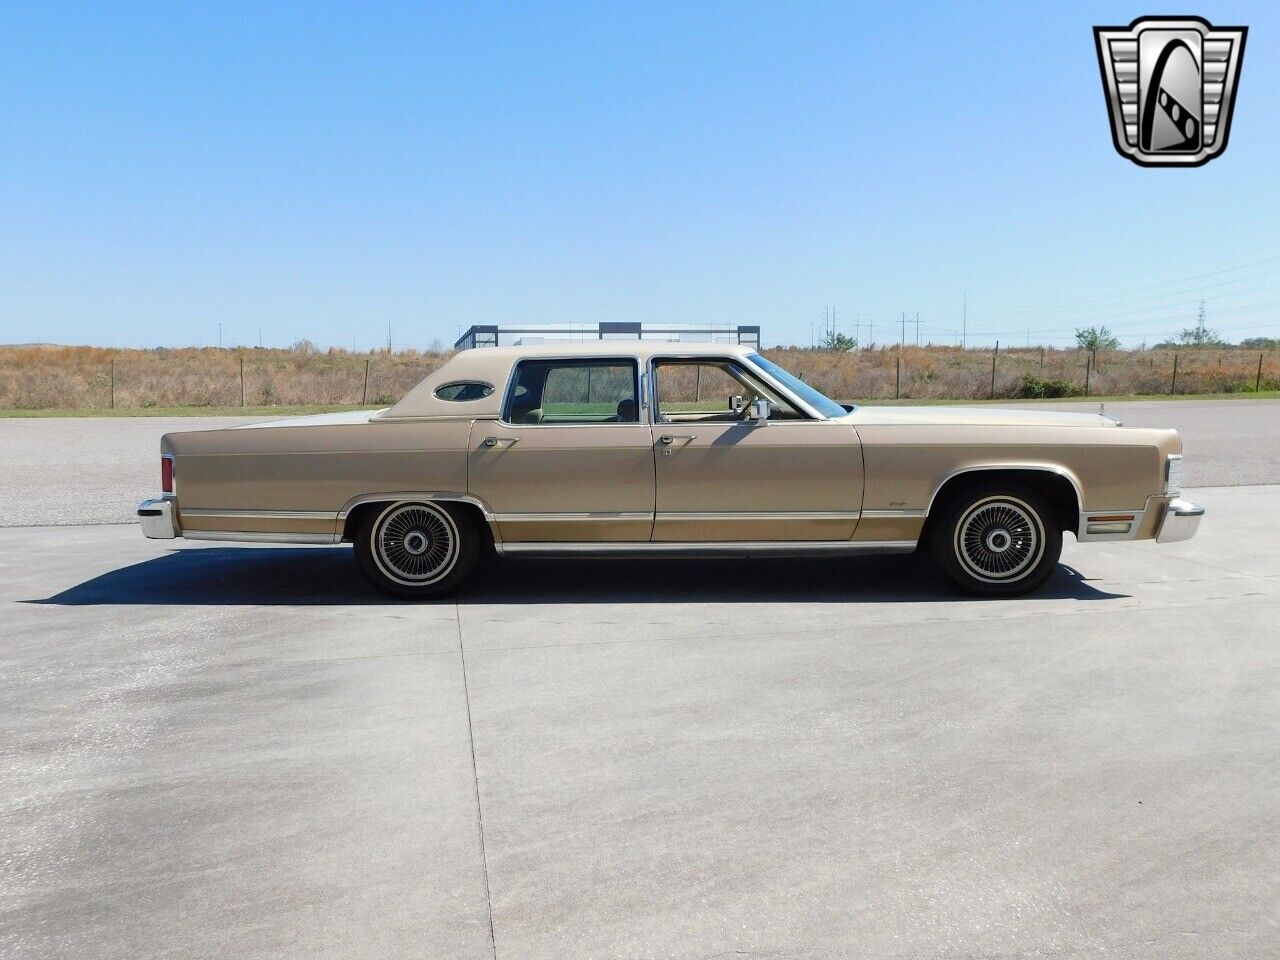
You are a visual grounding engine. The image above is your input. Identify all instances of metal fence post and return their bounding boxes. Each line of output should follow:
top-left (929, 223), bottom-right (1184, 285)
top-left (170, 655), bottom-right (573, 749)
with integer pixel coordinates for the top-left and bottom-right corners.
top-left (1258, 352), bottom-right (1265, 392)
top-left (1084, 358), bottom-right (1091, 397)
top-left (110, 358), bottom-right (115, 409)
top-left (240, 355), bottom-right (245, 407)
top-left (989, 341), bottom-right (998, 399)
top-left (362, 358), bottom-right (370, 405)
top-left (1171, 353), bottom-right (1179, 395)
top-left (895, 355), bottom-right (901, 399)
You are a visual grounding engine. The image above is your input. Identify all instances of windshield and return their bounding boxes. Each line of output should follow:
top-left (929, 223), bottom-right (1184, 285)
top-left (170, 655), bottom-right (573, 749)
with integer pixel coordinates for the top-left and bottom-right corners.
top-left (746, 353), bottom-right (848, 419)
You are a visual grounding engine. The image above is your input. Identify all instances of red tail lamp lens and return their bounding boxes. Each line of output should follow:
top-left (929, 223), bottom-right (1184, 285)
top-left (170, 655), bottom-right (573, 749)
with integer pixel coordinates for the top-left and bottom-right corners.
top-left (161, 457), bottom-right (174, 493)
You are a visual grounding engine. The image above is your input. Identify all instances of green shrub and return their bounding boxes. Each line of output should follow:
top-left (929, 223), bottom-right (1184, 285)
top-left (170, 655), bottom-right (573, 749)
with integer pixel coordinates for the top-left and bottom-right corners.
top-left (1017, 374), bottom-right (1083, 399)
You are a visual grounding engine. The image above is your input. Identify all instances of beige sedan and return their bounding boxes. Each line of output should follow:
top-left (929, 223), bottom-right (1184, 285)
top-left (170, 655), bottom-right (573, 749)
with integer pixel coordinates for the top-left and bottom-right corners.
top-left (139, 343), bottom-right (1202, 598)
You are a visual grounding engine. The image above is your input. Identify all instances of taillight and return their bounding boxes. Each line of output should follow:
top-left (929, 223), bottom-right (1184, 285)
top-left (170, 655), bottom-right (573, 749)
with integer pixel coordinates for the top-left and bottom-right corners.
top-left (161, 456), bottom-right (174, 494)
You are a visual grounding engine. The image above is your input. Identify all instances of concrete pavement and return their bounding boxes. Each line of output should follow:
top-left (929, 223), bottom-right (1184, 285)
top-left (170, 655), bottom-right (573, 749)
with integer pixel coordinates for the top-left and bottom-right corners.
top-left (3, 484), bottom-right (1279, 958)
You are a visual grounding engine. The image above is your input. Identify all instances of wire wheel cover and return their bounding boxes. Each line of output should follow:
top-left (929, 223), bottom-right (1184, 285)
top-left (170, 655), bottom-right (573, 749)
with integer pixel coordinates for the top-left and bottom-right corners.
top-left (374, 503), bottom-right (459, 584)
top-left (954, 496), bottom-right (1044, 582)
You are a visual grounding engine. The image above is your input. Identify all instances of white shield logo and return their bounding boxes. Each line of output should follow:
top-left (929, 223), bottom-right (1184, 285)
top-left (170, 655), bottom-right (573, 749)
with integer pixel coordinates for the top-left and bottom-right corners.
top-left (1094, 16), bottom-right (1247, 167)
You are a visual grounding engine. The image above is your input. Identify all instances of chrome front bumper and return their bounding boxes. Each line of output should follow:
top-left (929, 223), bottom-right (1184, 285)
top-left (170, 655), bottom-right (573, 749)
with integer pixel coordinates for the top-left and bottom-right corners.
top-left (1156, 497), bottom-right (1204, 544)
top-left (138, 498), bottom-right (179, 539)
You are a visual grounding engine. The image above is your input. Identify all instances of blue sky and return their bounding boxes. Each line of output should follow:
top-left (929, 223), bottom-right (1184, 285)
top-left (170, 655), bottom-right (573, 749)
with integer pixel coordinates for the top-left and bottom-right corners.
top-left (2, 1), bottom-right (1278, 350)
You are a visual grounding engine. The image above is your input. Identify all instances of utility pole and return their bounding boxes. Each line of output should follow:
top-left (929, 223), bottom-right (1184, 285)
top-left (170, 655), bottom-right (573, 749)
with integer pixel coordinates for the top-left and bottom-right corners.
top-left (900, 312), bottom-right (906, 349)
top-left (257, 326), bottom-right (262, 349)
top-left (387, 322), bottom-right (392, 353)
top-left (962, 293), bottom-right (967, 350)
top-left (915, 312), bottom-right (920, 346)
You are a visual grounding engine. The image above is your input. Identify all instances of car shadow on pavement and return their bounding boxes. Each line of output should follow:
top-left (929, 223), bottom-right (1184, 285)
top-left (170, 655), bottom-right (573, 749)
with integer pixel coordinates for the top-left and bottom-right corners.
top-left (29, 545), bottom-right (1126, 606)
top-left (462, 554), bottom-right (1125, 603)
top-left (29, 546), bottom-right (392, 606)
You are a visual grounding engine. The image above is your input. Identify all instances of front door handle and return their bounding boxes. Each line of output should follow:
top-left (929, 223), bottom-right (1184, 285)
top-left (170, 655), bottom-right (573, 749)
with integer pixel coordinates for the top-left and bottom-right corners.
top-left (658, 435), bottom-right (695, 445)
top-left (483, 436), bottom-right (520, 448)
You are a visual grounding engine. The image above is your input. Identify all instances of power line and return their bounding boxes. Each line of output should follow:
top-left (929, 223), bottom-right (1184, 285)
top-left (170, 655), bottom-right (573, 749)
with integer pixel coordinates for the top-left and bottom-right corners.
top-left (948, 253), bottom-right (1280, 322)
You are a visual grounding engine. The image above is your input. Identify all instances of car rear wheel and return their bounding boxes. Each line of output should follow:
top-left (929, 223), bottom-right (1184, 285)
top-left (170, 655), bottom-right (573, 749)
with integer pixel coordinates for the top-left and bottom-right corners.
top-left (354, 501), bottom-right (479, 600)
top-left (928, 482), bottom-right (1062, 597)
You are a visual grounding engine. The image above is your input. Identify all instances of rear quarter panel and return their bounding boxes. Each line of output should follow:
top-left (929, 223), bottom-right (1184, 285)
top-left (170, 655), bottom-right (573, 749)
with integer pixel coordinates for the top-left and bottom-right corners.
top-left (164, 420), bottom-right (473, 537)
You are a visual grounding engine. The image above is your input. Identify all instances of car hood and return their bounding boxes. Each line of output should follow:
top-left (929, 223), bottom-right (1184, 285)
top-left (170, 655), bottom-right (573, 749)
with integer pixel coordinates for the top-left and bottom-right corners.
top-left (842, 405), bottom-right (1118, 428)
top-left (234, 409), bottom-right (387, 429)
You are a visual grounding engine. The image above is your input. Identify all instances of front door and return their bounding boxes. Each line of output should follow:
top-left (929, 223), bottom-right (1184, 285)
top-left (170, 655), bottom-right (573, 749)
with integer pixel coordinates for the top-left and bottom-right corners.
top-left (468, 356), bottom-right (655, 542)
top-left (650, 357), bottom-right (863, 541)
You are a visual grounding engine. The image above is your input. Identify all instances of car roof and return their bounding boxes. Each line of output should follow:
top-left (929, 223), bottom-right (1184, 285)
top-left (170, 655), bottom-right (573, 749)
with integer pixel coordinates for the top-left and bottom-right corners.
top-left (379, 341), bottom-right (759, 420)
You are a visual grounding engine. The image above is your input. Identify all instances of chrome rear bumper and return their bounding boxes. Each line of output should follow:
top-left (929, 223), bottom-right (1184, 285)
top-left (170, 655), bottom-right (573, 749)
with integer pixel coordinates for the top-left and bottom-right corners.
top-left (1156, 497), bottom-right (1204, 544)
top-left (138, 498), bottom-right (179, 539)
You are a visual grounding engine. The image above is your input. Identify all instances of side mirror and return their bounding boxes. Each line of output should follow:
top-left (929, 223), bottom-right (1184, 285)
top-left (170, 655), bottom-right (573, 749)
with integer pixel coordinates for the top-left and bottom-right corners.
top-left (748, 398), bottom-right (771, 424)
top-left (730, 395), bottom-right (744, 414)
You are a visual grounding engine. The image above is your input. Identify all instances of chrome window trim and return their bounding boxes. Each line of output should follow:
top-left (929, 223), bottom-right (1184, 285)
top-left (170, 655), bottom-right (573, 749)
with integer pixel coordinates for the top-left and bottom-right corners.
top-left (489, 421), bottom-right (654, 429)
top-left (498, 356), bottom-right (644, 428)
top-left (646, 354), bottom-right (823, 422)
top-left (744, 352), bottom-right (848, 420)
top-left (432, 380), bottom-right (495, 402)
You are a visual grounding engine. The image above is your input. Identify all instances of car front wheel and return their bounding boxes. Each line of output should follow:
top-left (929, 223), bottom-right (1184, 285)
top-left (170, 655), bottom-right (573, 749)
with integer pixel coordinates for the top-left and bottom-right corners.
top-left (354, 500), bottom-right (479, 600)
top-left (928, 482), bottom-right (1062, 597)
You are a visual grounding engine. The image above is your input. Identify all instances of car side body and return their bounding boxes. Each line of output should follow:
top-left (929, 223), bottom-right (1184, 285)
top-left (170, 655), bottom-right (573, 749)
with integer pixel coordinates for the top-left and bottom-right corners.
top-left (139, 342), bottom-right (1203, 597)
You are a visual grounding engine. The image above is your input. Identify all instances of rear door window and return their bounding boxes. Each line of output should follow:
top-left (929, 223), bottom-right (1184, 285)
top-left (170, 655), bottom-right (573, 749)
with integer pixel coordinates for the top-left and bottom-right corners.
top-left (503, 359), bottom-right (639, 425)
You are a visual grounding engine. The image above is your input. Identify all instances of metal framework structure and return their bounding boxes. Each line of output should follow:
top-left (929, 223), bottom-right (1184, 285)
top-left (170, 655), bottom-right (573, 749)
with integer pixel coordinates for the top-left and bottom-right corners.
top-left (454, 322), bottom-right (762, 350)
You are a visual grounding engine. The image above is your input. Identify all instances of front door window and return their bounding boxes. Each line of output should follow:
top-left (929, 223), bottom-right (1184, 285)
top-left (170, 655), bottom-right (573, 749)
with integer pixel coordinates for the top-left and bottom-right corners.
top-left (652, 360), bottom-right (803, 423)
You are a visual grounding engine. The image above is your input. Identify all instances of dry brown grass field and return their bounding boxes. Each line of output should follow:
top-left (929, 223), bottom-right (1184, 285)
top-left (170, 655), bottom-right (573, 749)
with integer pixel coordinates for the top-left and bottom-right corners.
top-left (1, 343), bottom-right (1278, 411)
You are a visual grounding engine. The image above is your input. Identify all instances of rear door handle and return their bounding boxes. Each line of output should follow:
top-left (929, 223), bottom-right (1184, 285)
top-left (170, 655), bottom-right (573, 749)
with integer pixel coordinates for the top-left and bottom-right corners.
top-left (658, 435), bottom-right (695, 445)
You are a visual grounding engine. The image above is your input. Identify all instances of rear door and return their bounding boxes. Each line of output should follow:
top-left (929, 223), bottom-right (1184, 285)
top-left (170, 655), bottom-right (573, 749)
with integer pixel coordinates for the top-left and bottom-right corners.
top-left (467, 357), bottom-right (655, 542)
top-left (650, 357), bottom-right (863, 541)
